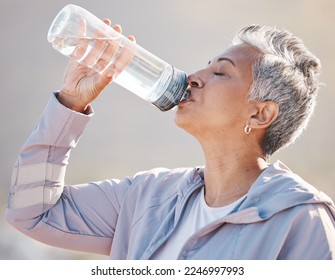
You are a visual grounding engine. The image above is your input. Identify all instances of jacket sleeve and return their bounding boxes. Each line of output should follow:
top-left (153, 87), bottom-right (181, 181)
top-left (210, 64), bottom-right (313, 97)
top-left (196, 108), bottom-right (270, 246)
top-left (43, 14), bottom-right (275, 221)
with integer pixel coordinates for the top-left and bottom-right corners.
top-left (6, 93), bottom-right (131, 256)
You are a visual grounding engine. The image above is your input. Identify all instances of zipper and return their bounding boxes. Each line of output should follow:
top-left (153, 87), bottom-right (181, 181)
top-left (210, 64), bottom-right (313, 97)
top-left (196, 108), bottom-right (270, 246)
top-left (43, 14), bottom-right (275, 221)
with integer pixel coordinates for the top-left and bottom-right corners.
top-left (144, 181), bottom-right (204, 259)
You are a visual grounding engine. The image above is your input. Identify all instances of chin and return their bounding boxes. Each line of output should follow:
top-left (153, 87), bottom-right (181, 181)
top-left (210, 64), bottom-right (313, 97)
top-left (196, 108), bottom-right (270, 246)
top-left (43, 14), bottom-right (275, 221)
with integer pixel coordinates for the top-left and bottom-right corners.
top-left (174, 108), bottom-right (196, 132)
top-left (174, 109), bottom-right (187, 128)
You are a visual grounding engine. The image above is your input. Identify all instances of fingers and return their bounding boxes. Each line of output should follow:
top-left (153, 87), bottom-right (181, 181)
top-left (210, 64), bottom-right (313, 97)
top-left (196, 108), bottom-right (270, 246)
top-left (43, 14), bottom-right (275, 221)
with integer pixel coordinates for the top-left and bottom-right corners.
top-left (68, 17), bottom-right (135, 81)
top-left (94, 34), bottom-right (136, 74)
top-left (102, 18), bottom-right (112, 26)
top-left (71, 19), bottom-right (90, 60)
top-left (112, 24), bottom-right (122, 33)
top-left (81, 20), bottom-right (119, 71)
top-left (69, 18), bottom-right (119, 64)
top-left (128, 35), bottom-right (136, 43)
top-left (103, 37), bottom-right (136, 79)
top-left (93, 23), bottom-right (123, 73)
top-left (80, 21), bottom-right (115, 68)
top-left (96, 24), bottom-right (131, 74)
top-left (93, 39), bottom-right (121, 73)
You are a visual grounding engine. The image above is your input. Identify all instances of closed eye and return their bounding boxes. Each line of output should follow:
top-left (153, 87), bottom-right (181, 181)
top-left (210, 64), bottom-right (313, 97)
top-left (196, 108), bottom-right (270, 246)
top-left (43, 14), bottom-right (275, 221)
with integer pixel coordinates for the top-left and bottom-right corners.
top-left (214, 72), bottom-right (225, 76)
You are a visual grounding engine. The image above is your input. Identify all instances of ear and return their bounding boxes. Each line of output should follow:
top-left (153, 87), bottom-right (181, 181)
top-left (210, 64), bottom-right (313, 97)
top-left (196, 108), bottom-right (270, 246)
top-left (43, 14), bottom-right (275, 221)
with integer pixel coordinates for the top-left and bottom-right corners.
top-left (248, 101), bottom-right (279, 129)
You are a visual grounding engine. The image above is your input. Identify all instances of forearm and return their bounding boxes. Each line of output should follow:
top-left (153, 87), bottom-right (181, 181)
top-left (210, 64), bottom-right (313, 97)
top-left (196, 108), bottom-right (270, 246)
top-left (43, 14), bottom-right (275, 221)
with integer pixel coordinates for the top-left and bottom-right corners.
top-left (6, 92), bottom-right (92, 229)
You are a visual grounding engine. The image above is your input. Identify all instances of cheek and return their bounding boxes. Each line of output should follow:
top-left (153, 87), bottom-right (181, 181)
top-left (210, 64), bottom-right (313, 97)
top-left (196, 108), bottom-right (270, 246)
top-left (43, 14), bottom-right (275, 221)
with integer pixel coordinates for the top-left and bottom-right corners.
top-left (205, 93), bottom-right (248, 126)
top-left (209, 82), bottom-right (249, 110)
top-left (204, 89), bottom-right (233, 115)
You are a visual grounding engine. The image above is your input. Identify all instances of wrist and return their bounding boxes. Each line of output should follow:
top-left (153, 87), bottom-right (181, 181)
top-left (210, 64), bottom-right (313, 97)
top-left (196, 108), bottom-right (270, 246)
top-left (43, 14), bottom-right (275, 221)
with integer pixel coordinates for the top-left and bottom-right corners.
top-left (57, 90), bottom-right (89, 113)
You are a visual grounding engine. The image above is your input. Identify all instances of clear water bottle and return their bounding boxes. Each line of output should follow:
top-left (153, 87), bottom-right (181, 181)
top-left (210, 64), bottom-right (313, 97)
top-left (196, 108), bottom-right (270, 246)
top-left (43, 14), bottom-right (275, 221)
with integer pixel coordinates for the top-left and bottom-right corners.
top-left (47, 4), bottom-right (188, 111)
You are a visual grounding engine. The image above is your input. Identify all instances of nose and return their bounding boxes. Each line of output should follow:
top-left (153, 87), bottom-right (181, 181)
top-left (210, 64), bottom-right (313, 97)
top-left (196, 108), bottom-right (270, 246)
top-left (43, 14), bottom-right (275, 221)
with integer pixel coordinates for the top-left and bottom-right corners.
top-left (188, 72), bottom-right (204, 88)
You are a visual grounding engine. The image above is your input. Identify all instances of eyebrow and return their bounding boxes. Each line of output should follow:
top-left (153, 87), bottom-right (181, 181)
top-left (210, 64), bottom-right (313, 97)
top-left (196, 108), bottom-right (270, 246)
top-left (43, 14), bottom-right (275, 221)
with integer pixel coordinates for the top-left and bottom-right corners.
top-left (208, 57), bottom-right (236, 67)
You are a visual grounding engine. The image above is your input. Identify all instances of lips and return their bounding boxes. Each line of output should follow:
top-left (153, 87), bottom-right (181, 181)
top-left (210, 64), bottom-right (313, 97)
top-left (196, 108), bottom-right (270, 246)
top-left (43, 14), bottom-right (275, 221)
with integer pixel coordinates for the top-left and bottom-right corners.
top-left (179, 90), bottom-right (192, 103)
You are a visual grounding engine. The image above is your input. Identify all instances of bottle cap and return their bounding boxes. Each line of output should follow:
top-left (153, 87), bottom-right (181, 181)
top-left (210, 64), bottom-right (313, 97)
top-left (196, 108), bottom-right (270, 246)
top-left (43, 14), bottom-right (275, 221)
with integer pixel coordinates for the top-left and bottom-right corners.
top-left (152, 67), bottom-right (188, 111)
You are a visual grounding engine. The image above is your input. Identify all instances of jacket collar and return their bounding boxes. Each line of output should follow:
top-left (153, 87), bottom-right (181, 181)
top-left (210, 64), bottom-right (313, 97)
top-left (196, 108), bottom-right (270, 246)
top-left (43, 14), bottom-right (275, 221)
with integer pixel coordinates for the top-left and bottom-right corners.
top-left (228, 160), bottom-right (335, 223)
top-left (185, 160), bottom-right (335, 224)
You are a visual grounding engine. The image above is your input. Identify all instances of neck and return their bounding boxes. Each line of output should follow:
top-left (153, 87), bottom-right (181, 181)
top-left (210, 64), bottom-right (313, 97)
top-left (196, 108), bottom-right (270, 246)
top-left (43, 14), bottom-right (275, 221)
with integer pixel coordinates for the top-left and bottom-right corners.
top-left (201, 140), bottom-right (269, 207)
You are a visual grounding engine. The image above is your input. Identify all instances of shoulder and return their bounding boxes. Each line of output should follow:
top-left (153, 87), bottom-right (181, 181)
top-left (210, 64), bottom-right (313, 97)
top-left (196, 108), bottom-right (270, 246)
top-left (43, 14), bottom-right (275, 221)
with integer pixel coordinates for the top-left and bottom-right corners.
top-left (242, 160), bottom-right (335, 220)
top-left (278, 203), bottom-right (335, 259)
top-left (249, 160), bottom-right (327, 202)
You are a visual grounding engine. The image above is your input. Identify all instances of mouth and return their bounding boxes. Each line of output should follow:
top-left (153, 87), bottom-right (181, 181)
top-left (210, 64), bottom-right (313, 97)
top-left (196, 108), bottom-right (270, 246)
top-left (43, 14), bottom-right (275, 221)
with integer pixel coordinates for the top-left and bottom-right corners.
top-left (179, 90), bottom-right (192, 103)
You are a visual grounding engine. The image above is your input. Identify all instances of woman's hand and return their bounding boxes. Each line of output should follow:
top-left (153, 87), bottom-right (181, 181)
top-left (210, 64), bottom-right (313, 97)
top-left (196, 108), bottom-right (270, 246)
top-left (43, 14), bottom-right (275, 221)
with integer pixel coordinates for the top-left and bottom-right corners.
top-left (58, 19), bottom-right (136, 113)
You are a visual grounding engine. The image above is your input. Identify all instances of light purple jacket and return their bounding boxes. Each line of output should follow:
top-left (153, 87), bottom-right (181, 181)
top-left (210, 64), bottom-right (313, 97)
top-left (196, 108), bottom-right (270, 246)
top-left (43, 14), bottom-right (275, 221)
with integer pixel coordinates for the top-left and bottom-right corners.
top-left (6, 93), bottom-right (335, 259)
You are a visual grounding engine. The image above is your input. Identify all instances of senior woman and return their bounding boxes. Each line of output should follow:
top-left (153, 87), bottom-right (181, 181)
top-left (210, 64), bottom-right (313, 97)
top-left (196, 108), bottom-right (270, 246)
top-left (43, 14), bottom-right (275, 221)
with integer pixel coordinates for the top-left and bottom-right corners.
top-left (6, 24), bottom-right (335, 259)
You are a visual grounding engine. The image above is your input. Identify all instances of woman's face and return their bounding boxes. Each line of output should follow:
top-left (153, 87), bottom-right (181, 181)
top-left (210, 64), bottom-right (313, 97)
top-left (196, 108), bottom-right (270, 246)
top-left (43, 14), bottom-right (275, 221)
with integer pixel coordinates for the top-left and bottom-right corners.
top-left (175, 43), bottom-right (261, 139)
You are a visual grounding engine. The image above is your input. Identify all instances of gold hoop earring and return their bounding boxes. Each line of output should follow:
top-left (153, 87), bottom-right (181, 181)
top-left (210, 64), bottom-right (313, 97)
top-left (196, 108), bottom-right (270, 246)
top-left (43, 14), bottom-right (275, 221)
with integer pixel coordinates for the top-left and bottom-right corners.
top-left (244, 125), bottom-right (251, 135)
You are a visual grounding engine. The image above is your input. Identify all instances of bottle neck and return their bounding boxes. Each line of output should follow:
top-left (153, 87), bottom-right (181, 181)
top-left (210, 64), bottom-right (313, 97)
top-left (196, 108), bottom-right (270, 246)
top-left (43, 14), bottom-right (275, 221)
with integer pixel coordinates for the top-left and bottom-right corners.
top-left (152, 67), bottom-right (188, 111)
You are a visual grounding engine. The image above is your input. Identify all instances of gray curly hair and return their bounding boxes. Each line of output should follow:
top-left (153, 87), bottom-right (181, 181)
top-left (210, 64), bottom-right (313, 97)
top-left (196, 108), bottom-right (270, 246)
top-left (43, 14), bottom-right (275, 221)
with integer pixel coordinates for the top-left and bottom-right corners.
top-left (233, 25), bottom-right (321, 156)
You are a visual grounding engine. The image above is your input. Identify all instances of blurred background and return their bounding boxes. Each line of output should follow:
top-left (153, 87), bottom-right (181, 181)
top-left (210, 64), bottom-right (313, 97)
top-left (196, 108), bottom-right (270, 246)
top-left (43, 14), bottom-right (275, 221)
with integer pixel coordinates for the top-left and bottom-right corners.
top-left (0, 0), bottom-right (334, 259)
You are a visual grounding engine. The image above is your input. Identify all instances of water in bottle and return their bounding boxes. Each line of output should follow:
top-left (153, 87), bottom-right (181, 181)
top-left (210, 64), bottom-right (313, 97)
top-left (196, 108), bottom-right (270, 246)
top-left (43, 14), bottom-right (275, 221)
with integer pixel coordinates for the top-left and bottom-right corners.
top-left (47, 4), bottom-right (188, 111)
